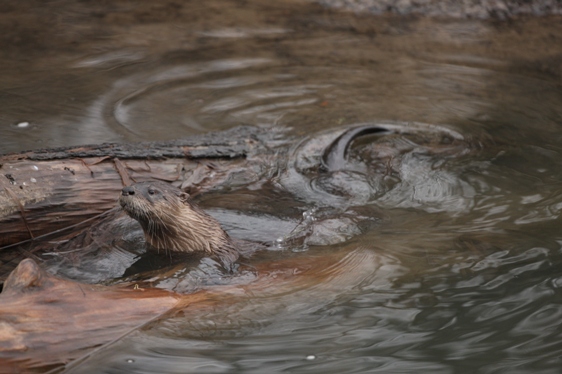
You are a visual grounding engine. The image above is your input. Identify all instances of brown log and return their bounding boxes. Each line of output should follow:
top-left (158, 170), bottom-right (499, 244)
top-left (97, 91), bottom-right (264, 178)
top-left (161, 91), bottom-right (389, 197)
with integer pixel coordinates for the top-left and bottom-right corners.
top-left (0, 258), bottom-right (179, 371)
top-left (0, 248), bottom-right (380, 372)
top-left (0, 126), bottom-right (269, 249)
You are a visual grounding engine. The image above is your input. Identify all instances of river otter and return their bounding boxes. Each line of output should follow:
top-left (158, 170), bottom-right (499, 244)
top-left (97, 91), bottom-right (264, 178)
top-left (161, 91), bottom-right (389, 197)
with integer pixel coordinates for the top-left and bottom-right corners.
top-left (119, 181), bottom-right (239, 267)
top-left (321, 125), bottom-right (391, 172)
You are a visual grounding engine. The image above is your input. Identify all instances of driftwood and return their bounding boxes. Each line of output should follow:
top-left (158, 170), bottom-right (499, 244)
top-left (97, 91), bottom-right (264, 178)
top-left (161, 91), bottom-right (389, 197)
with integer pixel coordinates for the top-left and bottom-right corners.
top-left (0, 247), bottom-right (380, 372)
top-left (0, 126), bottom-right (269, 249)
top-left (0, 258), bottom-right (179, 372)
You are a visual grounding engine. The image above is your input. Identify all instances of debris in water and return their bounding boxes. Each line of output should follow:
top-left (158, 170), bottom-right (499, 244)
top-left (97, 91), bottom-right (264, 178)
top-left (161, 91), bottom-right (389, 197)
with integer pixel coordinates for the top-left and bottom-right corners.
top-left (15, 121), bottom-right (30, 128)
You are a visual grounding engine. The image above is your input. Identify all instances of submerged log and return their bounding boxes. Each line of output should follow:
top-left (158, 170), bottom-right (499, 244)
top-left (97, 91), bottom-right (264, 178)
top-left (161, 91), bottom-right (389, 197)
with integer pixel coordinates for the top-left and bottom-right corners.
top-left (0, 248), bottom-right (380, 372)
top-left (0, 126), bottom-right (269, 249)
top-left (0, 258), bottom-right (179, 371)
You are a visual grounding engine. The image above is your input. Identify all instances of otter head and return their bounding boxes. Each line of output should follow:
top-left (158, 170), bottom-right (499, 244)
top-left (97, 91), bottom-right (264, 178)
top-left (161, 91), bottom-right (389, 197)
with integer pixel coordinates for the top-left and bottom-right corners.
top-left (119, 181), bottom-right (187, 224)
top-left (119, 181), bottom-right (233, 257)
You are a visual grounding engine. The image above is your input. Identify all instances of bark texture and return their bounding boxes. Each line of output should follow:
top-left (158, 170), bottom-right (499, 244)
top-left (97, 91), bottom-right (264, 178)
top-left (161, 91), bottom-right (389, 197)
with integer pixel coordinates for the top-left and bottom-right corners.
top-left (0, 126), bottom-right (267, 249)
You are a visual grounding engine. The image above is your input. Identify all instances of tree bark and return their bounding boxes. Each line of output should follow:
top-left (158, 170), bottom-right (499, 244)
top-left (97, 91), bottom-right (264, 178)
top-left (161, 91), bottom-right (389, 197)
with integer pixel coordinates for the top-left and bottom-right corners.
top-left (0, 126), bottom-right (268, 249)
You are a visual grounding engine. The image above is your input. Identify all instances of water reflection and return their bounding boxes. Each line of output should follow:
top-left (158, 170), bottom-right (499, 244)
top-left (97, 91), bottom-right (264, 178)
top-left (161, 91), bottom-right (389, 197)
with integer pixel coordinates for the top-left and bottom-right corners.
top-left (104, 58), bottom-right (276, 138)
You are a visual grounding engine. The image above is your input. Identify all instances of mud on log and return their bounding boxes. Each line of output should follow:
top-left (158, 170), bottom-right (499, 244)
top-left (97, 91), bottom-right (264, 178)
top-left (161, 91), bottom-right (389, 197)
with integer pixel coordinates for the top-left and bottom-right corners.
top-left (0, 126), bottom-right (267, 249)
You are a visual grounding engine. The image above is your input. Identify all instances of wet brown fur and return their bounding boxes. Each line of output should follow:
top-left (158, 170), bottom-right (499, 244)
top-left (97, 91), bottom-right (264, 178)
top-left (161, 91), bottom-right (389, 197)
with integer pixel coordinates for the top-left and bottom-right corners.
top-left (119, 181), bottom-right (238, 265)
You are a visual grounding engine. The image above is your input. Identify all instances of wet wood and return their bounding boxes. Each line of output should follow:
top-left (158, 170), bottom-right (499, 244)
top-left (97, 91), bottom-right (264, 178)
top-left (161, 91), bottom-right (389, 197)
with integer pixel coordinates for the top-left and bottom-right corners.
top-left (0, 248), bottom-right (379, 372)
top-left (0, 126), bottom-right (267, 249)
top-left (0, 258), bottom-right (179, 371)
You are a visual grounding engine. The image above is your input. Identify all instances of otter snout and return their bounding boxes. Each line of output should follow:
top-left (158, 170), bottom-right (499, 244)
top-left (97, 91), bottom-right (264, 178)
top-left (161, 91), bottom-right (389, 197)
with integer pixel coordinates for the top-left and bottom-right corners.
top-left (119, 186), bottom-right (135, 210)
top-left (122, 186), bottom-right (135, 196)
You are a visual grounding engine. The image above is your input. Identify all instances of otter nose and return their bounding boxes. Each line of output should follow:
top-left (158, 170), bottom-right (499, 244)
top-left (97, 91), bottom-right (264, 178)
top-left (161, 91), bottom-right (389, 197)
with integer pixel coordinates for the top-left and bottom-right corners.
top-left (122, 186), bottom-right (135, 196)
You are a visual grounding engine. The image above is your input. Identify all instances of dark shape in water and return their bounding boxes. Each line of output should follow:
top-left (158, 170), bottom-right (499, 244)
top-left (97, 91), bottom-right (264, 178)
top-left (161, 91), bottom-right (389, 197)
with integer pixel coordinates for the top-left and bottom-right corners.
top-left (321, 125), bottom-right (391, 172)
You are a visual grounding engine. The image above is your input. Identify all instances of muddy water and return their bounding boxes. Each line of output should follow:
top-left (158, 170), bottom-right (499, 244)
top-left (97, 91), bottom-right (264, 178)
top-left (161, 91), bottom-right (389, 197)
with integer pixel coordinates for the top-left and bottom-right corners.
top-left (3, 0), bottom-right (562, 373)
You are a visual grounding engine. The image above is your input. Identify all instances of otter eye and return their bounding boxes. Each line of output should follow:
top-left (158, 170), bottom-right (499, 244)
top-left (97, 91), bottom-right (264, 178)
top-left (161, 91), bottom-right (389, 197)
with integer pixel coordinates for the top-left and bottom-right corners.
top-left (148, 189), bottom-right (156, 195)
